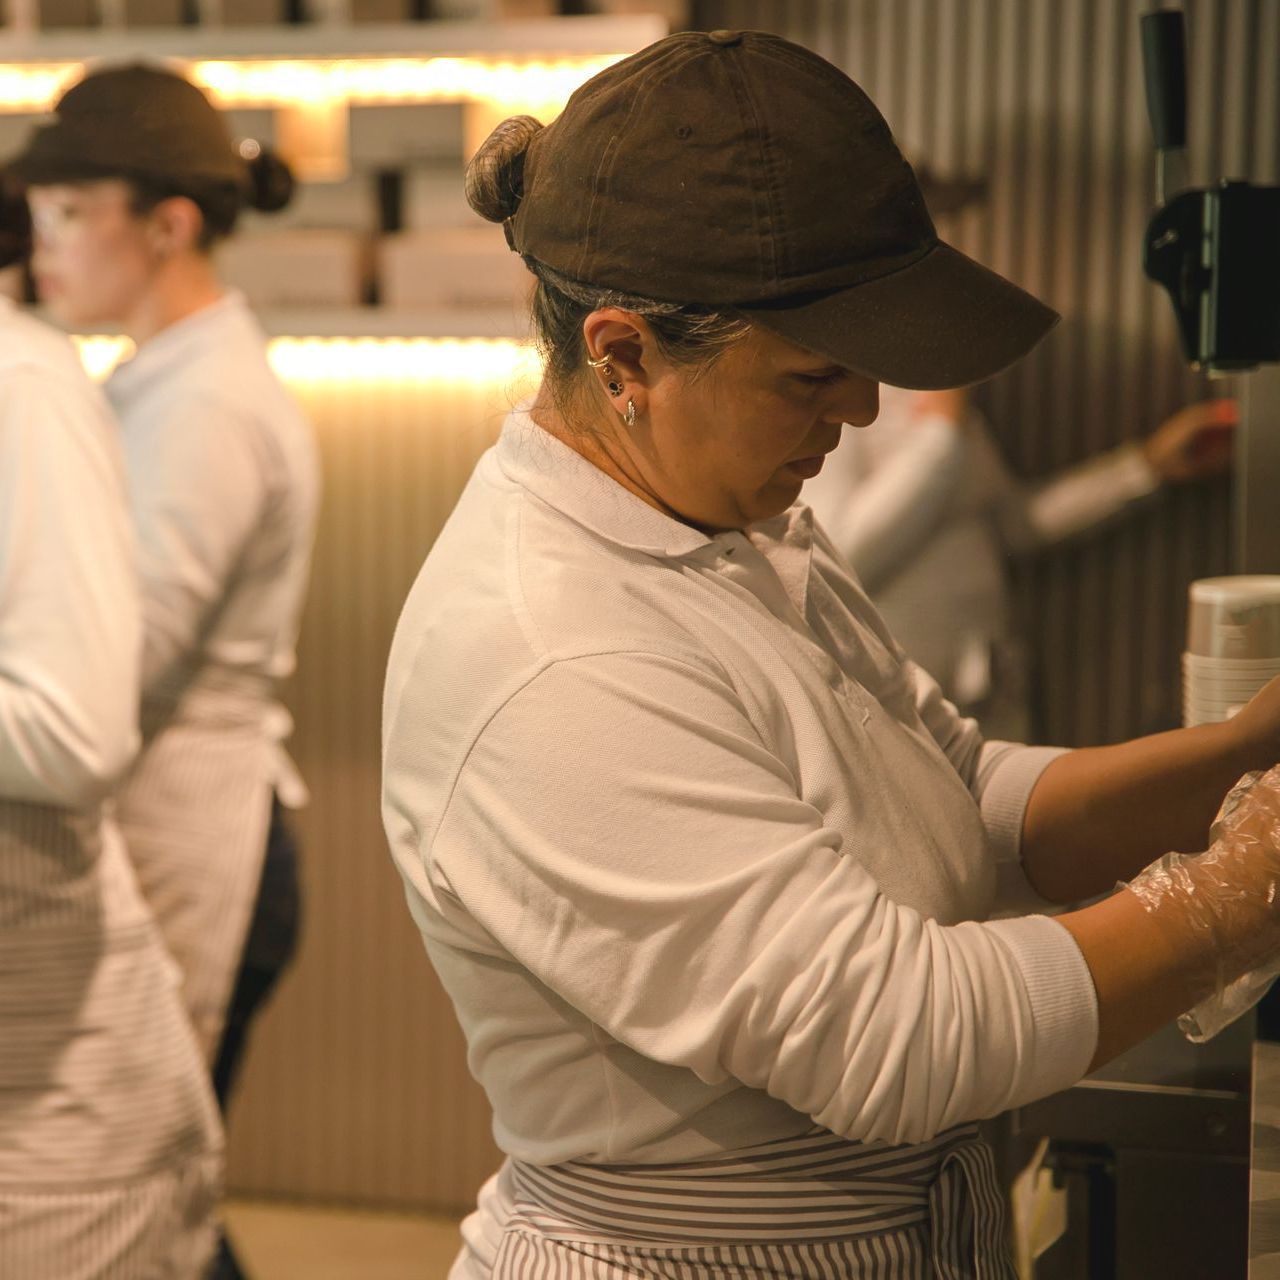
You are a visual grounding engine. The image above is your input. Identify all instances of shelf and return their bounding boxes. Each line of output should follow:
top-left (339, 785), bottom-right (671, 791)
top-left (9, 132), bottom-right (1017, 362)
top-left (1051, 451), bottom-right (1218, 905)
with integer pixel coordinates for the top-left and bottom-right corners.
top-left (0, 14), bottom-right (666, 63)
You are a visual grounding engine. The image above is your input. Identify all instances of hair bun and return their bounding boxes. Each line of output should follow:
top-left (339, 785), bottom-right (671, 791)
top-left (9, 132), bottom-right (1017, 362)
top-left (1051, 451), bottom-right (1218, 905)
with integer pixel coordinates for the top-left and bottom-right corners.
top-left (465, 115), bottom-right (543, 223)
top-left (0, 169), bottom-right (31, 271)
top-left (239, 141), bottom-right (295, 214)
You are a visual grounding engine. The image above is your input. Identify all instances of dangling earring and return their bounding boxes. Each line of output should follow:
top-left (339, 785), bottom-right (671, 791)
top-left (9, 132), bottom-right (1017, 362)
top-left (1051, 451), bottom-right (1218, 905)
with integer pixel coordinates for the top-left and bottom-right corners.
top-left (625, 398), bottom-right (637, 428)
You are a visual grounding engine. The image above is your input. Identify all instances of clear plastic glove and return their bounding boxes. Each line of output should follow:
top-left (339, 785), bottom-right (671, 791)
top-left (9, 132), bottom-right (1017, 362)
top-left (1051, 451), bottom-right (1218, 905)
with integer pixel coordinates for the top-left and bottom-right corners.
top-left (1123, 764), bottom-right (1280, 1042)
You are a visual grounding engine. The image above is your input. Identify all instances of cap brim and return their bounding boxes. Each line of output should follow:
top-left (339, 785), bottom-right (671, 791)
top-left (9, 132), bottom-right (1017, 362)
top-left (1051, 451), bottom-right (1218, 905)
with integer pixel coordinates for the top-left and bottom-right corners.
top-left (6, 151), bottom-right (102, 186)
top-left (8, 120), bottom-right (249, 190)
top-left (740, 240), bottom-right (1059, 390)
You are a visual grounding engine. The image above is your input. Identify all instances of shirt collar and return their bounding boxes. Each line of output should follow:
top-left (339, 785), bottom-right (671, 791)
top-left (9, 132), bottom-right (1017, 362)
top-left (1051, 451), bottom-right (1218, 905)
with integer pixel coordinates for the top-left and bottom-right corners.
top-left (493, 405), bottom-right (816, 594)
top-left (495, 405), bottom-right (715, 558)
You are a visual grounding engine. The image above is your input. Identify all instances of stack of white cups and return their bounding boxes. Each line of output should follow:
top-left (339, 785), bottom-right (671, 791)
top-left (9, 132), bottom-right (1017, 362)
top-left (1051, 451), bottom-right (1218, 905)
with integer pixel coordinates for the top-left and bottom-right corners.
top-left (1183, 576), bottom-right (1280, 728)
top-left (1177, 576), bottom-right (1280, 1041)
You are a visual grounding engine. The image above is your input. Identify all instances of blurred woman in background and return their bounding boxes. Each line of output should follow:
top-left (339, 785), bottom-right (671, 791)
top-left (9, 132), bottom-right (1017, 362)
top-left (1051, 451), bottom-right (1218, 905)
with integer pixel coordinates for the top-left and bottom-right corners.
top-left (803, 383), bottom-right (1235, 739)
top-left (0, 168), bottom-right (220, 1278)
top-left (12, 64), bottom-right (321, 1279)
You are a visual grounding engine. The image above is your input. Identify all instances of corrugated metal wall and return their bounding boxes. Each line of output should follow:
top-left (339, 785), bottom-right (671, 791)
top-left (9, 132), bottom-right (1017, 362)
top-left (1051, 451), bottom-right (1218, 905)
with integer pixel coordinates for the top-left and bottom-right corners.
top-left (226, 1), bottom-right (1279, 1215)
top-left (226, 354), bottom-right (535, 1208)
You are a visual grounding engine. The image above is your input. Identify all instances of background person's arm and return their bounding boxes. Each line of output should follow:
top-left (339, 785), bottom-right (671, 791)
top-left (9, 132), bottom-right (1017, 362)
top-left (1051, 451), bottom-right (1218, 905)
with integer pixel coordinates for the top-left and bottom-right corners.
top-left (121, 395), bottom-right (267, 696)
top-left (0, 369), bottom-right (141, 807)
top-left (996, 398), bottom-right (1237, 552)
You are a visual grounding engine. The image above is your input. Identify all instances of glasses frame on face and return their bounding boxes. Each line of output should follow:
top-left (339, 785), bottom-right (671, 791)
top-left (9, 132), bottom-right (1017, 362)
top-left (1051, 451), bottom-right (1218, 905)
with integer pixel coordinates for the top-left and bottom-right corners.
top-left (27, 182), bottom-right (137, 244)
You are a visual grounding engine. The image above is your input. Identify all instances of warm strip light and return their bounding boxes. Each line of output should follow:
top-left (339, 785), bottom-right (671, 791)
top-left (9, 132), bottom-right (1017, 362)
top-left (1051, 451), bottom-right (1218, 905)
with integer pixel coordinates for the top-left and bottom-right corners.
top-left (76, 334), bottom-right (540, 384)
top-left (74, 334), bottom-right (133, 380)
top-left (0, 62), bottom-right (81, 111)
top-left (195, 55), bottom-right (620, 109)
top-left (267, 336), bottom-right (540, 382)
top-left (0, 54), bottom-right (622, 112)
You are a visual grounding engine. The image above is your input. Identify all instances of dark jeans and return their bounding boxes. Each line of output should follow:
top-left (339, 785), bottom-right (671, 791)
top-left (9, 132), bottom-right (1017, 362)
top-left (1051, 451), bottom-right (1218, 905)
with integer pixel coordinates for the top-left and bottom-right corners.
top-left (208, 797), bottom-right (303, 1280)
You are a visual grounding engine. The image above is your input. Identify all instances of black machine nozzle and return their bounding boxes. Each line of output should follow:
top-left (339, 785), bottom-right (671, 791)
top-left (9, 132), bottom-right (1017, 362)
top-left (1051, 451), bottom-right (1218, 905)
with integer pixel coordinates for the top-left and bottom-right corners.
top-left (1141, 10), bottom-right (1188, 151)
top-left (1140, 7), bottom-right (1280, 373)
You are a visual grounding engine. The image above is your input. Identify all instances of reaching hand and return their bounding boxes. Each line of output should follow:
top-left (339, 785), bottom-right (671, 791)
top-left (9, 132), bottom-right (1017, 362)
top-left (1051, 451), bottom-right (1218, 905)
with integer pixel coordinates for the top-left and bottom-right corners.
top-left (1223, 675), bottom-right (1280, 778)
top-left (1143, 398), bottom-right (1237, 484)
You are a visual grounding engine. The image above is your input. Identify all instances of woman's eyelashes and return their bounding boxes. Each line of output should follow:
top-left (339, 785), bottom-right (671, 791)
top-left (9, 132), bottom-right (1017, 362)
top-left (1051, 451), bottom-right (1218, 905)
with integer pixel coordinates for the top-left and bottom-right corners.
top-left (791, 368), bottom-right (845, 387)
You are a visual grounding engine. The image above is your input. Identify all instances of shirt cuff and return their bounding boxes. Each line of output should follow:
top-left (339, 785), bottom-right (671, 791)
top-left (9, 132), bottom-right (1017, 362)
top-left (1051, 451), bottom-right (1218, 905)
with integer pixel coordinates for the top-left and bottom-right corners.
top-left (986, 913), bottom-right (1099, 1102)
top-left (974, 742), bottom-right (1070, 910)
top-left (1109, 441), bottom-right (1162, 502)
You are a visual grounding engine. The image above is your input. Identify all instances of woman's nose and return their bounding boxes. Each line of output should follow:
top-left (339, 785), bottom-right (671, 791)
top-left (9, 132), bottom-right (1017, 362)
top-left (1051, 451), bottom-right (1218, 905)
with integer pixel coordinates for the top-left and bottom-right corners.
top-left (824, 377), bottom-right (879, 428)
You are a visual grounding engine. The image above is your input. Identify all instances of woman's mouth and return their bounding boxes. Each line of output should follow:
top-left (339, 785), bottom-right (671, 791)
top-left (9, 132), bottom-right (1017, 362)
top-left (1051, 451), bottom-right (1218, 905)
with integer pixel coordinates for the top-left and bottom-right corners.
top-left (786, 455), bottom-right (826, 479)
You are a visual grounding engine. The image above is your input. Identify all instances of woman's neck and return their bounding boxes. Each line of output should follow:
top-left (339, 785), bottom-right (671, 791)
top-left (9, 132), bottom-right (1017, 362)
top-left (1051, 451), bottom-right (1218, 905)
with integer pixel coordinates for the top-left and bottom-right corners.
top-left (122, 256), bottom-right (225, 347)
top-left (528, 390), bottom-right (723, 536)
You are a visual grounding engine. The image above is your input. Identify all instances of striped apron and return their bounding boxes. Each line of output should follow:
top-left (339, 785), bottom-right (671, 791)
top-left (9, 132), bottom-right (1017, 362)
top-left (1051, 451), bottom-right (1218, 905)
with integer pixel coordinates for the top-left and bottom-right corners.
top-left (0, 804), bottom-right (222, 1277)
top-left (115, 671), bottom-right (288, 1061)
top-left (490, 1126), bottom-right (1013, 1279)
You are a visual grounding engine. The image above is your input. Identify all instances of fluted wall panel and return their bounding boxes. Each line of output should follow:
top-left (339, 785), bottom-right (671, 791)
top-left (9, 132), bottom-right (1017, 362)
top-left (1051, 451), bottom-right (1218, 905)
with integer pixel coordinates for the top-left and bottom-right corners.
top-left (226, 352), bottom-right (537, 1209)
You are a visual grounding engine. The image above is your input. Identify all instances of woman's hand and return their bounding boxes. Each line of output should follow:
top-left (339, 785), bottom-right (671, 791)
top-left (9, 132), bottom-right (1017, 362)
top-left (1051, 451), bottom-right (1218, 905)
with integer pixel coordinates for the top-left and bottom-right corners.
top-left (1142, 398), bottom-right (1237, 483)
top-left (1221, 675), bottom-right (1280, 776)
top-left (1059, 763), bottom-right (1280, 1068)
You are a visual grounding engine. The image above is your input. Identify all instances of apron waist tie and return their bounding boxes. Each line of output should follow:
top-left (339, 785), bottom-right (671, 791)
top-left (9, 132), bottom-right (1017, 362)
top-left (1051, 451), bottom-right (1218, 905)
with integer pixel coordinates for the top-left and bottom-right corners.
top-left (508, 1124), bottom-right (1014, 1278)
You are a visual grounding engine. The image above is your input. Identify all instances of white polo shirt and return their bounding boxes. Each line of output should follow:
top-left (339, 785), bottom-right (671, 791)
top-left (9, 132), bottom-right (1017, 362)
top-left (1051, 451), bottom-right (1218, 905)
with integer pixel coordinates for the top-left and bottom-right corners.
top-left (382, 406), bottom-right (1098, 1166)
top-left (0, 300), bottom-right (220, 1261)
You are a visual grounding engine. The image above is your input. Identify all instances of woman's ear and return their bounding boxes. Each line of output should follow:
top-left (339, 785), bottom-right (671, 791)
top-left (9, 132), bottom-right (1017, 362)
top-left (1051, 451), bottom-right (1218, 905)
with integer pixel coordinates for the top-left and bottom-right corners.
top-left (581, 308), bottom-right (658, 387)
top-left (581, 308), bottom-right (661, 429)
top-left (146, 195), bottom-right (205, 258)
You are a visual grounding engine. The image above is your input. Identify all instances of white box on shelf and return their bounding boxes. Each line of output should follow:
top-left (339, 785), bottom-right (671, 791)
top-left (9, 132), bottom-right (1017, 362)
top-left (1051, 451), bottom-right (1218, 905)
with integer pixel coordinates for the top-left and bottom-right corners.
top-left (217, 228), bottom-right (368, 309)
top-left (403, 166), bottom-right (473, 230)
top-left (432, 0), bottom-right (556, 18)
top-left (378, 225), bottom-right (531, 310)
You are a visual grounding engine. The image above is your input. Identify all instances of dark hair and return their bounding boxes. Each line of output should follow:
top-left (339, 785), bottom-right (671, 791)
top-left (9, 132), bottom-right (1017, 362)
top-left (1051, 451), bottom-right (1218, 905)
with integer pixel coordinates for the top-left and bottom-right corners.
top-left (0, 169), bottom-right (30, 271)
top-left (465, 117), bottom-right (750, 422)
top-left (527, 262), bottom-right (750, 421)
top-left (126, 145), bottom-right (294, 252)
top-left (128, 176), bottom-right (241, 251)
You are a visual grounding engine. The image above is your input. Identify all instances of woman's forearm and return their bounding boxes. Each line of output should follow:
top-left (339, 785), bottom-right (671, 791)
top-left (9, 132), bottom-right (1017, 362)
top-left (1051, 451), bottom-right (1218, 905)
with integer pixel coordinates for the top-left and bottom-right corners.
top-left (1060, 765), bottom-right (1280, 1071)
top-left (1020, 719), bottom-right (1255, 903)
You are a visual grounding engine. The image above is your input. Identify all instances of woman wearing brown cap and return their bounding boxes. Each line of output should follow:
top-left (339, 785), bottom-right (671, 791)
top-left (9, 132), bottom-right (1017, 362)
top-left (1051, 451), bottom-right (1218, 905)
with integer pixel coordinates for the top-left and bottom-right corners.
top-left (11, 63), bottom-right (319, 1279)
top-left (381, 31), bottom-right (1280, 1278)
top-left (0, 173), bottom-right (221, 1277)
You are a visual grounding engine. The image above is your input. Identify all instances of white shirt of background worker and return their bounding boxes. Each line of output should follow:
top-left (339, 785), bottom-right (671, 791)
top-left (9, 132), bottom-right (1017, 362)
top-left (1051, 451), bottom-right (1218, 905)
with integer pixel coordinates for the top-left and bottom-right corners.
top-left (15, 65), bottom-right (319, 1280)
top-left (17, 65), bottom-right (319, 1074)
top-left (802, 384), bottom-right (1236, 738)
top-left (385, 31), bottom-right (1280, 1280)
top-left (0, 179), bottom-right (221, 1278)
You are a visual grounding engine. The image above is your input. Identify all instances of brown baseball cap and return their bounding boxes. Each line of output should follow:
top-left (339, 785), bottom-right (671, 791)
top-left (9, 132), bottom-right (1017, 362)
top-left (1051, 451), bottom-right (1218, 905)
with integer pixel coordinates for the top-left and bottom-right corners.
top-left (478, 30), bottom-right (1057, 390)
top-left (9, 63), bottom-right (248, 190)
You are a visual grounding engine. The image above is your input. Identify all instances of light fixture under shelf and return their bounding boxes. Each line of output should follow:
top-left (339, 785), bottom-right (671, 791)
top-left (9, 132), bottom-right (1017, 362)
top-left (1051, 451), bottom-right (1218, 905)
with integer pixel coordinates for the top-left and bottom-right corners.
top-left (0, 17), bottom-right (664, 112)
top-left (75, 329), bottom-right (542, 384)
